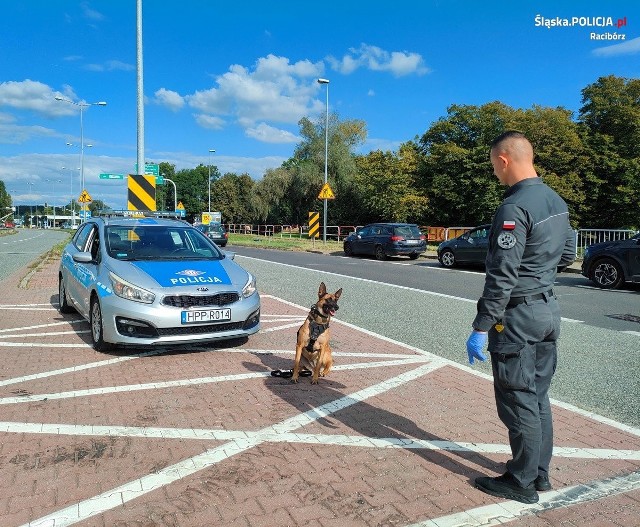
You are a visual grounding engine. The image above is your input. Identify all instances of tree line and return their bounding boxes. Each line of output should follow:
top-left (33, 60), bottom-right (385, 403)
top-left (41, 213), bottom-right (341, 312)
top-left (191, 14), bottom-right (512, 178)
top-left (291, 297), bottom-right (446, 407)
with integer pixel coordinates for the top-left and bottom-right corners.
top-left (3, 75), bottom-right (638, 230)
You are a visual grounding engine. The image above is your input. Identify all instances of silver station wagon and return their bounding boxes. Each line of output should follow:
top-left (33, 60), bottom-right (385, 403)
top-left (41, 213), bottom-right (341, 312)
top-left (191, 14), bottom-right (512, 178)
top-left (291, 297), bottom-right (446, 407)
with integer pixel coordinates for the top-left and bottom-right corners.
top-left (58, 212), bottom-right (260, 351)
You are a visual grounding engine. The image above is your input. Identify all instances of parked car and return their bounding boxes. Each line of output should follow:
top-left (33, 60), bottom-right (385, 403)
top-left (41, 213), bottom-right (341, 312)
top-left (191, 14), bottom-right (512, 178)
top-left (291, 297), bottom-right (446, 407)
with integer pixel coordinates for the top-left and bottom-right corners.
top-left (196, 222), bottom-right (228, 247)
top-left (58, 213), bottom-right (260, 351)
top-left (437, 224), bottom-right (491, 268)
top-left (581, 232), bottom-right (640, 289)
top-left (343, 223), bottom-right (426, 260)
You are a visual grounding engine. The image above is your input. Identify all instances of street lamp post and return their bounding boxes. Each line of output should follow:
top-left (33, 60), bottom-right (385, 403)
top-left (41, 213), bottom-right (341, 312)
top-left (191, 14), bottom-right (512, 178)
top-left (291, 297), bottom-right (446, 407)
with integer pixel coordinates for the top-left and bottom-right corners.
top-left (208, 149), bottom-right (215, 213)
top-left (26, 182), bottom-right (34, 225)
top-left (55, 96), bottom-right (106, 216)
top-left (164, 177), bottom-right (177, 213)
top-left (317, 78), bottom-right (330, 242)
top-left (46, 179), bottom-right (62, 228)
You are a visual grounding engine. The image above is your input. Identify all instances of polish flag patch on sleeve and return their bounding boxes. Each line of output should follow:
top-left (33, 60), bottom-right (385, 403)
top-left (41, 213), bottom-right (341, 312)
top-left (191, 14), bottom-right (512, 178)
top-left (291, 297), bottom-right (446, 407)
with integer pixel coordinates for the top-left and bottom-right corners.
top-left (502, 221), bottom-right (516, 230)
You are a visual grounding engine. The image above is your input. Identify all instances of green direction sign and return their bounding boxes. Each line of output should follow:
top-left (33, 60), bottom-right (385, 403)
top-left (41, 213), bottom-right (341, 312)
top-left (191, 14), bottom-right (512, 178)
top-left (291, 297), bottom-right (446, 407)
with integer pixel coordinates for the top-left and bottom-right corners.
top-left (134, 163), bottom-right (160, 176)
top-left (156, 175), bottom-right (164, 185)
top-left (99, 173), bottom-right (124, 180)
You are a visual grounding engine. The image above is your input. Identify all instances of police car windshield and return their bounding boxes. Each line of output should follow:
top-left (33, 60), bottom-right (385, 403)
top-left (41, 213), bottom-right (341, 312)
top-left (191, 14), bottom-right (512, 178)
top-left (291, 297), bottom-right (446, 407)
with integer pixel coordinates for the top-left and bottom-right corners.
top-left (105, 226), bottom-right (223, 261)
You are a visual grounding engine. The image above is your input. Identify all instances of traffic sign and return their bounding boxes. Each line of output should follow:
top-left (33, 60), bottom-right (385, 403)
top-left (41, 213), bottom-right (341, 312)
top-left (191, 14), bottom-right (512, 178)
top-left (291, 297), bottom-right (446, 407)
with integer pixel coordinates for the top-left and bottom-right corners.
top-left (99, 173), bottom-right (124, 180)
top-left (177, 201), bottom-right (185, 210)
top-left (78, 189), bottom-right (93, 203)
top-left (318, 183), bottom-right (335, 200)
top-left (134, 163), bottom-right (159, 176)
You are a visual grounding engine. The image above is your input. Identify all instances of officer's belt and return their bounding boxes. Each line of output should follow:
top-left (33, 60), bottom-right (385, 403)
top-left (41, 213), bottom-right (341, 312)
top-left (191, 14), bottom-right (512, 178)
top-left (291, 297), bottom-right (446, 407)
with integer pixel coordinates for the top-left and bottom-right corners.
top-left (507, 289), bottom-right (554, 307)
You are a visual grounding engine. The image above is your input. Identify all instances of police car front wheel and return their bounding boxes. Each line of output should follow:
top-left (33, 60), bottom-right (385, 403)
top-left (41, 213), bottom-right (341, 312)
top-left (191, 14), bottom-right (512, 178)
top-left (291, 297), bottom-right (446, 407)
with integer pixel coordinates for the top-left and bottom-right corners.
top-left (90, 296), bottom-right (113, 352)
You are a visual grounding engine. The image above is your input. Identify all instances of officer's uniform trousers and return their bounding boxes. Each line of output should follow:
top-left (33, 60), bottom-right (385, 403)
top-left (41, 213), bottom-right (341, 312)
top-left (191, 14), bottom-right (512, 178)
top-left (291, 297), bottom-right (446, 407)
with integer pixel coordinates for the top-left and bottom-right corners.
top-left (487, 290), bottom-right (560, 487)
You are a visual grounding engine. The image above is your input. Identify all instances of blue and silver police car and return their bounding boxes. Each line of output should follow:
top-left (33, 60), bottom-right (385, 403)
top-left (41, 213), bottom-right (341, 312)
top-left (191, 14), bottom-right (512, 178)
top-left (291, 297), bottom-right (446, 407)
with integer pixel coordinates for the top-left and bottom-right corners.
top-left (58, 213), bottom-right (260, 351)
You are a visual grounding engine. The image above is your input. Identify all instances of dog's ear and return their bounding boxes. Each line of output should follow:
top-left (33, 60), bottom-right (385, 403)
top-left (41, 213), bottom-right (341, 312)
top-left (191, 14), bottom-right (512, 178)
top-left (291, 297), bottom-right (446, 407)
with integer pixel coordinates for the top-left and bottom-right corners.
top-left (318, 282), bottom-right (327, 298)
top-left (334, 288), bottom-right (342, 300)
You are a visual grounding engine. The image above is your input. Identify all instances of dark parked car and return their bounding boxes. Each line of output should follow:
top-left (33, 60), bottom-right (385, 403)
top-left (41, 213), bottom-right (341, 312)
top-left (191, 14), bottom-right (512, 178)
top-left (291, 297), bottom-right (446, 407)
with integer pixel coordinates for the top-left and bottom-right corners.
top-left (437, 224), bottom-right (491, 268)
top-left (196, 222), bottom-right (228, 247)
top-left (581, 232), bottom-right (640, 289)
top-left (343, 223), bottom-right (426, 260)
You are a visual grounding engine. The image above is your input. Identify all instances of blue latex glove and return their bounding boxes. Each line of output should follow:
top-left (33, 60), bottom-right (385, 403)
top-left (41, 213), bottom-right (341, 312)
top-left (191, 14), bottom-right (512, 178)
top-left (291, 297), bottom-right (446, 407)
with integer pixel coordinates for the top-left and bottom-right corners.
top-left (466, 331), bottom-right (488, 364)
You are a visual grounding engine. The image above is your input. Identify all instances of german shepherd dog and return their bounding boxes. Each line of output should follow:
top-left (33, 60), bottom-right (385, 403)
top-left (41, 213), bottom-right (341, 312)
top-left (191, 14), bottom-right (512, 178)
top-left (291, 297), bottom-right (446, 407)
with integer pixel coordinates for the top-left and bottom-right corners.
top-left (292, 282), bottom-right (342, 384)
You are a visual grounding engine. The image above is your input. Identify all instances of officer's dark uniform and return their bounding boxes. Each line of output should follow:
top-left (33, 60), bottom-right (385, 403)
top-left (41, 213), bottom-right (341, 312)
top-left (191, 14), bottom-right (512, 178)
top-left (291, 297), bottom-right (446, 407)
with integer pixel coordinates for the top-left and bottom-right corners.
top-left (472, 177), bottom-right (576, 488)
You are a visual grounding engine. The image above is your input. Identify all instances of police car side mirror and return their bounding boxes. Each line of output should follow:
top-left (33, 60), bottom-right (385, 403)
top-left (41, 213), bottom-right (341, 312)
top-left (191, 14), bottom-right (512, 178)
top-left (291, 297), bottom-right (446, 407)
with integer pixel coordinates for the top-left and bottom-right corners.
top-left (223, 250), bottom-right (235, 260)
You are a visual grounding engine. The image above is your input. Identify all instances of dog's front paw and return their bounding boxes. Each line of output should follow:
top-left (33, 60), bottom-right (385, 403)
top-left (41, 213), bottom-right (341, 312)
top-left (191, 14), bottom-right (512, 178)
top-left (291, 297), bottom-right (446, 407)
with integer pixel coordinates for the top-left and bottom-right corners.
top-left (291, 376), bottom-right (299, 383)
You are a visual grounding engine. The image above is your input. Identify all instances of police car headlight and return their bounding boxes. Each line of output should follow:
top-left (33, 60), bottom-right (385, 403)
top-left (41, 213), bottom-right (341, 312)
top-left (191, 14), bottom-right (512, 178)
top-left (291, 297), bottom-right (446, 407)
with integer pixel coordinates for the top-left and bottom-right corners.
top-left (242, 274), bottom-right (257, 298)
top-left (109, 272), bottom-right (155, 304)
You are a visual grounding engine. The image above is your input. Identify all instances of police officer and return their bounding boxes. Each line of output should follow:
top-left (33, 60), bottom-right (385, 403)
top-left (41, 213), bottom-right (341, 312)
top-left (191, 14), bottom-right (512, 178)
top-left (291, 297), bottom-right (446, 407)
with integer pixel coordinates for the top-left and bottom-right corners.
top-left (466, 131), bottom-right (576, 504)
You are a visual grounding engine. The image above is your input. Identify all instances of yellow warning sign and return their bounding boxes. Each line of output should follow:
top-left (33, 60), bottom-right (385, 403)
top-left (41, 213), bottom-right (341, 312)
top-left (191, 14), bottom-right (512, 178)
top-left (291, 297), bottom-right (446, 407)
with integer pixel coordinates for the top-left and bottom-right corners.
top-left (177, 201), bottom-right (185, 210)
top-left (78, 189), bottom-right (93, 203)
top-left (128, 175), bottom-right (156, 211)
top-left (308, 211), bottom-right (320, 238)
top-left (318, 183), bottom-right (335, 200)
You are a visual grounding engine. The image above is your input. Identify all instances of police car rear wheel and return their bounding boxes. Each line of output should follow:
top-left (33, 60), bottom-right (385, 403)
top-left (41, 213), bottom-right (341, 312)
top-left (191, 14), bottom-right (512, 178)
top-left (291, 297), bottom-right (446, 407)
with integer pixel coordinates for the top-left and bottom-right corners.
top-left (90, 297), bottom-right (112, 352)
top-left (58, 275), bottom-right (74, 314)
top-left (591, 257), bottom-right (624, 289)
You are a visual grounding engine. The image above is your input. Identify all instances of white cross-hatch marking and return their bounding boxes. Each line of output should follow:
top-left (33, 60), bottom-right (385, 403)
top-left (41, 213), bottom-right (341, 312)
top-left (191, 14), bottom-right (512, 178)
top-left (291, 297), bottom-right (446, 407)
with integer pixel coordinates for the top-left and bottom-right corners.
top-left (23, 362), bottom-right (443, 527)
top-left (2, 292), bottom-right (638, 526)
top-left (0, 357), bottom-right (432, 405)
top-left (407, 471), bottom-right (640, 527)
top-left (2, 421), bottom-right (638, 461)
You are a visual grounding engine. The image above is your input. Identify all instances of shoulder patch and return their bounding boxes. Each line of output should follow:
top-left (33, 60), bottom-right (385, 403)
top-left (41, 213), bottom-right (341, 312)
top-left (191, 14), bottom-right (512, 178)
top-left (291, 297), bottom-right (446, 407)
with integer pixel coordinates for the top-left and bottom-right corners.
top-left (497, 231), bottom-right (517, 249)
top-left (502, 221), bottom-right (516, 230)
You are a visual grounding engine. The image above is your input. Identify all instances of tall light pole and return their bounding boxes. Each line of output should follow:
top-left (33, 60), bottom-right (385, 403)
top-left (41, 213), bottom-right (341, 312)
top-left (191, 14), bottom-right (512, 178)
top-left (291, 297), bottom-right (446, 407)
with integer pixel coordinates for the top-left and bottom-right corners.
top-left (46, 179), bottom-right (62, 228)
top-left (208, 149), bottom-right (215, 213)
top-left (164, 176), bottom-right (177, 212)
top-left (26, 182), bottom-right (34, 224)
top-left (55, 96), bottom-right (106, 195)
top-left (317, 78), bottom-right (330, 242)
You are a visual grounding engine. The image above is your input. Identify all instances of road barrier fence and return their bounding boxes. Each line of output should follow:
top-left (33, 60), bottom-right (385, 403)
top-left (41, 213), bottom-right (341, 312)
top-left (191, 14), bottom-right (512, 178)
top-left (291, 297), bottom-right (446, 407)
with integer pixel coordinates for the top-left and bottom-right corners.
top-left (224, 223), bottom-right (638, 259)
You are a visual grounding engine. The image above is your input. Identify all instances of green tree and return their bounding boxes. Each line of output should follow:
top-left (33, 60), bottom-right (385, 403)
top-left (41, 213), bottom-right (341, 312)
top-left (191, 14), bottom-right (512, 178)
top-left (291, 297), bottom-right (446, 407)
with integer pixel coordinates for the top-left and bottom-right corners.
top-left (353, 142), bottom-right (428, 223)
top-left (579, 76), bottom-right (640, 228)
top-left (210, 173), bottom-right (254, 223)
top-left (0, 180), bottom-right (10, 212)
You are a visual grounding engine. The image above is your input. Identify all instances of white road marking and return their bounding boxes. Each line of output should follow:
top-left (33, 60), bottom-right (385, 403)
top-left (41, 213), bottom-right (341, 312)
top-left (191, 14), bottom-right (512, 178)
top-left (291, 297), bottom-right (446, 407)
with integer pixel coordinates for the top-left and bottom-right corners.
top-left (0, 357), bottom-right (432, 405)
top-left (2, 421), bottom-right (638, 460)
top-left (0, 291), bottom-right (636, 526)
top-left (408, 471), bottom-right (640, 527)
top-left (23, 362), bottom-right (442, 527)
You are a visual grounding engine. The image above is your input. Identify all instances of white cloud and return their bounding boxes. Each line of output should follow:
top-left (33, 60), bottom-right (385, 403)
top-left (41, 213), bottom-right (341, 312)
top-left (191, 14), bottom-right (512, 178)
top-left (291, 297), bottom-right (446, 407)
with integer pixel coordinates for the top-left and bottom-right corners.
top-left (327, 43), bottom-right (430, 77)
top-left (592, 36), bottom-right (640, 57)
top-left (85, 60), bottom-right (134, 72)
top-left (0, 123), bottom-right (59, 144)
top-left (183, 54), bottom-right (325, 143)
top-left (0, 80), bottom-right (78, 117)
top-left (80, 2), bottom-right (105, 22)
top-left (245, 123), bottom-right (299, 144)
top-left (154, 88), bottom-right (185, 112)
top-left (194, 113), bottom-right (225, 130)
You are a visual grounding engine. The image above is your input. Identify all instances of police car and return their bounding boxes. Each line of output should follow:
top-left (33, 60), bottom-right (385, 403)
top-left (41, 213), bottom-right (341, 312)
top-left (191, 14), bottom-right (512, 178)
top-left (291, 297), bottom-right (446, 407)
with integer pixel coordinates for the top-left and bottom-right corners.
top-left (58, 212), bottom-right (260, 351)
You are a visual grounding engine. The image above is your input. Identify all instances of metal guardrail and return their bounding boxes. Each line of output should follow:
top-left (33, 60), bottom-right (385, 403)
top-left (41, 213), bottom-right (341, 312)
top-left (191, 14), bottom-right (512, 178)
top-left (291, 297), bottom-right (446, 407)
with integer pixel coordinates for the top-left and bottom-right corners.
top-left (575, 228), bottom-right (638, 258)
top-left (223, 223), bottom-right (638, 258)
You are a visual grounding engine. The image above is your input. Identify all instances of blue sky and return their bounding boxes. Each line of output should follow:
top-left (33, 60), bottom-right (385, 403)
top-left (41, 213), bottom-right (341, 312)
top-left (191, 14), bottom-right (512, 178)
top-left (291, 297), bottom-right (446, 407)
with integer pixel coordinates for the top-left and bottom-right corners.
top-left (1, 0), bottom-right (639, 210)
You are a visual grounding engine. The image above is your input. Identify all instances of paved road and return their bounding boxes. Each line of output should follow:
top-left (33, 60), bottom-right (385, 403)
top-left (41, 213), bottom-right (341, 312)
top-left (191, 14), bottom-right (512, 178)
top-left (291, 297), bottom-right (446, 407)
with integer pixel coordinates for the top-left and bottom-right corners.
top-left (0, 239), bottom-right (638, 526)
top-left (230, 247), bottom-right (640, 429)
top-left (229, 245), bottom-right (640, 334)
top-left (0, 229), bottom-right (69, 280)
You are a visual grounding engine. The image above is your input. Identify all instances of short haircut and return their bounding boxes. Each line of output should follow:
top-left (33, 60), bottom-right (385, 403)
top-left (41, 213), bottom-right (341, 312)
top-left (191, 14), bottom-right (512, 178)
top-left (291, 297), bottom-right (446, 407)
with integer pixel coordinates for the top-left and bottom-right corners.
top-left (490, 130), bottom-right (533, 161)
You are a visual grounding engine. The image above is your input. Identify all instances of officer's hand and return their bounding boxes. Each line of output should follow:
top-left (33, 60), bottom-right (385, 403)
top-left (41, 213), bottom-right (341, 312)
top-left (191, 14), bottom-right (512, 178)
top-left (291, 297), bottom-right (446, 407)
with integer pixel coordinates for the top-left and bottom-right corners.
top-left (466, 331), bottom-right (488, 365)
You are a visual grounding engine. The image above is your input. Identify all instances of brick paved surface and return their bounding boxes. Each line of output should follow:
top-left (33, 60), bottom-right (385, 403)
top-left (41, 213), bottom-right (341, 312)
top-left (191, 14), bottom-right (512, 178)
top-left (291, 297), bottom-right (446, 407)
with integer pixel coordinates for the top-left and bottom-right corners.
top-left (0, 257), bottom-right (638, 527)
